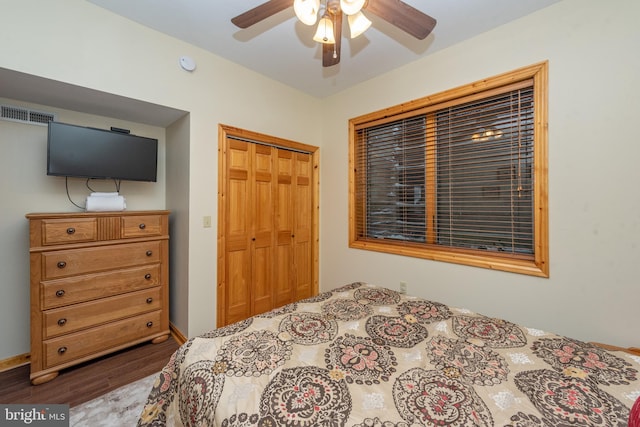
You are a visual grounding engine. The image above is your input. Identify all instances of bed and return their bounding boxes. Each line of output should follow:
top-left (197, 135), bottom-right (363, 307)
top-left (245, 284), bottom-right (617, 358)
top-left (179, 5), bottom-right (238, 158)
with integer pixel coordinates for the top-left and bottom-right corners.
top-left (137, 282), bottom-right (640, 426)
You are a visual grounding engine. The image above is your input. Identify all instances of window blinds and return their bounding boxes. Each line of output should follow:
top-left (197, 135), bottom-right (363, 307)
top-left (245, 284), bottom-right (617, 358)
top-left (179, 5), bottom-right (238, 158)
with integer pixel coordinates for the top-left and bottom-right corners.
top-left (354, 84), bottom-right (535, 255)
top-left (435, 87), bottom-right (534, 254)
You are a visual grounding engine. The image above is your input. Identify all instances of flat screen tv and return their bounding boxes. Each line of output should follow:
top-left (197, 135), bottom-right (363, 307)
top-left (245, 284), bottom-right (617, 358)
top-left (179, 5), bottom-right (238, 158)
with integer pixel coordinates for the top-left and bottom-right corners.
top-left (47, 121), bottom-right (158, 182)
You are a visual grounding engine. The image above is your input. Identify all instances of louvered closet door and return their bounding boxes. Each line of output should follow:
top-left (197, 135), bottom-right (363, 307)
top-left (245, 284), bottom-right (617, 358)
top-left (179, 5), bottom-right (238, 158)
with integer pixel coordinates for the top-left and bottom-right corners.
top-left (224, 140), bottom-right (275, 324)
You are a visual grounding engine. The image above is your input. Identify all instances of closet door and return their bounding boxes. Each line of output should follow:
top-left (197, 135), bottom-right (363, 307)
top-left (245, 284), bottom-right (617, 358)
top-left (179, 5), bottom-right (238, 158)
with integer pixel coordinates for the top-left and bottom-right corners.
top-left (274, 150), bottom-right (313, 306)
top-left (274, 150), bottom-right (294, 307)
top-left (224, 140), bottom-right (275, 324)
top-left (251, 144), bottom-right (276, 316)
top-left (218, 125), bottom-right (319, 327)
top-left (293, 152), bottom-right (313, 300)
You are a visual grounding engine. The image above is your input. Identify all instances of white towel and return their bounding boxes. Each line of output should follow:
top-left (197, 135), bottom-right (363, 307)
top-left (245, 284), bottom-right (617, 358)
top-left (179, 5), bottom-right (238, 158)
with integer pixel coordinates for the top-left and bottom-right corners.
top-left (86, 195), bottom-right (126, 211)
top-left (90, 192), bottom-right (120, 198)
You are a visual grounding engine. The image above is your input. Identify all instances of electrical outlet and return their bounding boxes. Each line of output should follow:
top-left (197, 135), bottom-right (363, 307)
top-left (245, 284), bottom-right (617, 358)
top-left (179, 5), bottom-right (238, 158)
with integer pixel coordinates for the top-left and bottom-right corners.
top-left (399, 281), bottom-right (407, 294)
top-left (203, 215), bottom-right (212, 228)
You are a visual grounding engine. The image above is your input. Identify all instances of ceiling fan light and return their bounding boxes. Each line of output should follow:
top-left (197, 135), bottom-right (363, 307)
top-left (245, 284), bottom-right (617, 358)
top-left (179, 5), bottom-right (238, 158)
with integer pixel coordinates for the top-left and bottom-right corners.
top-left (294, 0), bottom-right (320, 26)
top-left (339, 0), bottom-right (366, 15)
top-left (348, 11), bottom-right (371, 38)
top-left (313, 15), bottom-right (335, 44)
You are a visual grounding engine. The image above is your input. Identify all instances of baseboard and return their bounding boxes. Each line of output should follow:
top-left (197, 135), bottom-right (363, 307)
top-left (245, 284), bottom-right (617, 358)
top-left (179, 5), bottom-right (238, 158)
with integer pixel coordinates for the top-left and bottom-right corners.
top-left (591, 342), bottom-right (640, 356)
top-left (170, 322), bottom-right (188, 345)
top-left (0, 353), bottom-right (30, 373)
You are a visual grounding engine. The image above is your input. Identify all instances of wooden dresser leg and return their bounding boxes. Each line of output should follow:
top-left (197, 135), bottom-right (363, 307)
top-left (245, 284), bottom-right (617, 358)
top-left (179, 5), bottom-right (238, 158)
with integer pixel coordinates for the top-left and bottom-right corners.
top-left (151, 335), bottom-right (169, 344)
top-left (31, 371), bottom-right (59, 386)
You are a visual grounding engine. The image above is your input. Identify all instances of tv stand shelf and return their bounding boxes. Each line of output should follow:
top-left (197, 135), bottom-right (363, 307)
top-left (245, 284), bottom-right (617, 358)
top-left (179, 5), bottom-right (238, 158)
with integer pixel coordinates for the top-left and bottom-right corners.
top-left (26, 210), bottom-right (170, 385)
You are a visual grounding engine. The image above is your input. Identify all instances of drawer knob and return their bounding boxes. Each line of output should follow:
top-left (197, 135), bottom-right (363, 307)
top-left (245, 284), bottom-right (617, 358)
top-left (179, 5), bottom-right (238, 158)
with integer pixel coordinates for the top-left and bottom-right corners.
top-left (55, 290), bottom-right (66, 297)
top-left (144, 273), bottom-right (152, 280)
top-left (57, 261), bottom-right (67, 269)
top-left (58, 346), bottom-right (67, 355)
top-left (139, 223), bottom-right (146, 230)
top-left (57, 318), bottom-right (67, 327)
top-left (66, 227), bottom-right (76, 235)
top-left (146, 250), bottom-right (153, 256)
top-left (146, 297), bottom-right (153, 304)
top-left (146, 321), bottom-right (153, 328)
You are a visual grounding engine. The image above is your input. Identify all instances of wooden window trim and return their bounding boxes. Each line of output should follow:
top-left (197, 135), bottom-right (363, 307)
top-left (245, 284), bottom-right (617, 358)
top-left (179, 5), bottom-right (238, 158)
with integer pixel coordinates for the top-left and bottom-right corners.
top-left (348, 62), bottom-right (549, 277)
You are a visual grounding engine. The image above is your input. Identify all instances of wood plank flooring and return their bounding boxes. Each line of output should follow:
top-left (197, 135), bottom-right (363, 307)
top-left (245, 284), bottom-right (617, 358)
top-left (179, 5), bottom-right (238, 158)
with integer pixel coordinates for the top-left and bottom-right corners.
top-left (0, 337), bottom-right (179, 407)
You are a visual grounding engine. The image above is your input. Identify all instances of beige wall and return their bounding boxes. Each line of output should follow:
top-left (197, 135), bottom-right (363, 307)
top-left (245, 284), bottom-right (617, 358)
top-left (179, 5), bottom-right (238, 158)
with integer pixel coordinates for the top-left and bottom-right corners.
top-left (1, 0), bottom-right (639, 362)
top-left (320, 0), bottom-right (640, 347)
top-left (165, 114), bottom-right (191, 335)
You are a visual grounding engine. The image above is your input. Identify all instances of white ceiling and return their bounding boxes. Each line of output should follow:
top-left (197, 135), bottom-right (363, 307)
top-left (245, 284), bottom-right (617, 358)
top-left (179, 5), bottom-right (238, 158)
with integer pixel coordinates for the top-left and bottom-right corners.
top-left (1, 0), bottom-right (562, 127)
top-left (85, 0), bottom-right (562, 98)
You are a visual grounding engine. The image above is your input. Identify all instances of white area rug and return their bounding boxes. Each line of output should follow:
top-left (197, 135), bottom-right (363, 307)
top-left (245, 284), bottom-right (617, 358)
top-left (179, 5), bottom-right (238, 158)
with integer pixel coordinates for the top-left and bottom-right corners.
top-left (69, 373), bottom-right (157, 426)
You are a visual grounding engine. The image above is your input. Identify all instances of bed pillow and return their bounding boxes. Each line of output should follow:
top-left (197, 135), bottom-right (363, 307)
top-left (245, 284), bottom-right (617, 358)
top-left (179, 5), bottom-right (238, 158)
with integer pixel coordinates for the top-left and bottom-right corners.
top-left (630, 396), bottom-right (640, 427)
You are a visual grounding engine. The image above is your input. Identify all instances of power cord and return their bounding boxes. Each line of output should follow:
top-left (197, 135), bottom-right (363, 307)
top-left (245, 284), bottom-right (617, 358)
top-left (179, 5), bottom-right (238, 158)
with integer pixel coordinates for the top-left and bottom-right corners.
top-left (65, 177), bottom-right (122, 210)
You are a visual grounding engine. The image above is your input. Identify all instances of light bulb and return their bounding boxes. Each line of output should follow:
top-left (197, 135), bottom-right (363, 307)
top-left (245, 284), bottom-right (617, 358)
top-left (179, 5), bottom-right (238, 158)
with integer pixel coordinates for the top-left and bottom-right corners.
top-left (348, 11), bottom-right (371, 38)
top-left (340, 0), bottom-right (366, 15)
top-left (294, 0), bottom-right (320, 26)
top-left (313, 15), bottom-right (335, 44)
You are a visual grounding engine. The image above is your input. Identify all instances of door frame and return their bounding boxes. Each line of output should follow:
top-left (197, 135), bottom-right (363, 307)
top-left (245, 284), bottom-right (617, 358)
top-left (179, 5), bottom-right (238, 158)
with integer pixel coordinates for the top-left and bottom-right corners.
top-left (217, 124), bottom-right (320, 327)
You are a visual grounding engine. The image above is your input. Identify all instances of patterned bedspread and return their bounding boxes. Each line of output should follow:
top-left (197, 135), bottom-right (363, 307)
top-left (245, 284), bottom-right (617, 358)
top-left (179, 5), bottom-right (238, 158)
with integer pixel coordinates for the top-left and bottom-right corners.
top-left (137, 282), bottom-right (640, 426)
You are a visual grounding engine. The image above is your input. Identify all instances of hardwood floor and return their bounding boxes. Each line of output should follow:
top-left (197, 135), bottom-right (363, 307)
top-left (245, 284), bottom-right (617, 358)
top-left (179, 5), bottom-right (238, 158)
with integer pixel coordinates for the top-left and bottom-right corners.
top-left (0, 337), bottom-right (179, 407)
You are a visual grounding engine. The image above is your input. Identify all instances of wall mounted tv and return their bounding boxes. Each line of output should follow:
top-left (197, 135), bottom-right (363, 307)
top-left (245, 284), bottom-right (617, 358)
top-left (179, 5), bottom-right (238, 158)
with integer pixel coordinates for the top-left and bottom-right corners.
top-left (47, 121), bottom-right (158, 182)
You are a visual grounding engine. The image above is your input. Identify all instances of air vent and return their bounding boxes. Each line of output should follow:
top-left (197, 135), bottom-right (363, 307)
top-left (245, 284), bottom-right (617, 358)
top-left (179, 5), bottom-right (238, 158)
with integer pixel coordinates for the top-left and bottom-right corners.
top-left (0, 104), bottom-right (56, 126)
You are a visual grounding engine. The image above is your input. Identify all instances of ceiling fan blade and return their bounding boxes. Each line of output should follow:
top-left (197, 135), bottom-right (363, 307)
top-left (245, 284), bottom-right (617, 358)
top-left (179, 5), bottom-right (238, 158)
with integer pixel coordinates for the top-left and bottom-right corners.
top-left (231, 0), bottom-right (292, 29)
top-left (365, 0), bottom-right (436, 40)
top-left (322, 12), bottom-right (342, 67)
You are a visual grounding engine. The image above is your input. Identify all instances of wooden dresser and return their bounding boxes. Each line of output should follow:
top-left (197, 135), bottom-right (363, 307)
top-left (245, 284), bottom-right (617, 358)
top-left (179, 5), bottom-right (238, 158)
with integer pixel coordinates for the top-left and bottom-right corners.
top-left (26, 210), bottom-right (170, 385)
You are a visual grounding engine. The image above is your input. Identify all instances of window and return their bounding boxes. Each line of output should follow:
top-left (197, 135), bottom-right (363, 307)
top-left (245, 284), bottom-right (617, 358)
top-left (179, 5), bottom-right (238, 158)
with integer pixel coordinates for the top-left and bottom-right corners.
top-left (349, 62), bottom-right (548, 277)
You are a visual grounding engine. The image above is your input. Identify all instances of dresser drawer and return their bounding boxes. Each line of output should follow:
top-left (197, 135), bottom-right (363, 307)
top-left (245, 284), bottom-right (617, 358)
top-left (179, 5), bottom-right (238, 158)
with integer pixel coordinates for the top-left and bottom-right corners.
top-left (41, 218), bottom-right (97, 245)
top-left (42, 241), bottom-right (161, 280)
top-left (41, 265), bottom-right (160, 309)
top-left (122, 215), bottom-right (163, 238)
top-left (43, 287), bottom-right (162, 339)
top-left (43, 310), bottom-right (162, 369)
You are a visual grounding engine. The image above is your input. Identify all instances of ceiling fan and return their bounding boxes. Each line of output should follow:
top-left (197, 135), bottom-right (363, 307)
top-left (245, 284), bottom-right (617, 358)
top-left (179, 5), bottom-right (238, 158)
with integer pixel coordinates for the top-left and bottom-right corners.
top-left (231, 0), bottom-right (437, 67)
